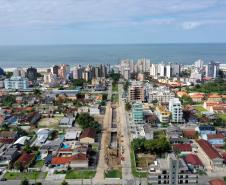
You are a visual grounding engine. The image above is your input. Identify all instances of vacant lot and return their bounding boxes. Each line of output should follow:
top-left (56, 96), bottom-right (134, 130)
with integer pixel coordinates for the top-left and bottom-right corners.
top-left (136, 153), bottom-right (156, 170)
top-left (105, 169), bottom-right (122, 178)
top-left (38, 117), bottom-right (62, 128)
top-left (65, 170), bottom-right (96, 179)
top-left (4, 172), bottom-right (47, 180)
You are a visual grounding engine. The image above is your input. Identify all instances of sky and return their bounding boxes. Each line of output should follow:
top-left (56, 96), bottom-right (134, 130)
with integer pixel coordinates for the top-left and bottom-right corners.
top-left (0, 0), bottom-right (226, 45)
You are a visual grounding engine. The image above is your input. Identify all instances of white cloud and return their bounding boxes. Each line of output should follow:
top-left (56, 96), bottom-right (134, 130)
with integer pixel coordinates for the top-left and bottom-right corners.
top-left (182, 21), bottom-right (202, 30)
top-left (0, 0), bottom-right (225, 29)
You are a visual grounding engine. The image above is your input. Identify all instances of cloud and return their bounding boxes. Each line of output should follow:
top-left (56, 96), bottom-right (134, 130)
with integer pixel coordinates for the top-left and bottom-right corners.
top-left (182, 21), bottom-right (202, 30)
top-left (0, 0), bottom-right (225, 29)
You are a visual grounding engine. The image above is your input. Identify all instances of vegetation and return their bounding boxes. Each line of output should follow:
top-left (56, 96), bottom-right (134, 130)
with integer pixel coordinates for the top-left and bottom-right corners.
top-left (123, 81), bottom-right (129, 92)
top-left (76, 113), bottom-right (101, 133)
top-left (180, 95), bottom-right (193, 105)
top-left (5, 71), bottom-right (13, 78)
top-left (111, 94), bottom-right (119, 103)
top-left (65, 170), bottom-right (96, 179)
top-left (132, 137), bottom-right (171, 155)
top-left (109, 72), bottom-right (120, 83)
top-left (190, 79), bottom-right (226, 94)
top-left (130, 145), bottom-right (147, 178)
top-left (61, 180), bottom-right (69, 185)
top-left (4, 172), bottom-right (46, 180)
top-left (105, 169), bottom-right (122, 178)
top-left (20, 179), bottom-right (29, 185)
top-left (125, 102), bottom-right (132, 111)
top-left (70, 79), bottom-right (87, 87)
top-left (2, 95), bottom-right (16, 107)
top-left (112, 83), bottom-right (118, 92)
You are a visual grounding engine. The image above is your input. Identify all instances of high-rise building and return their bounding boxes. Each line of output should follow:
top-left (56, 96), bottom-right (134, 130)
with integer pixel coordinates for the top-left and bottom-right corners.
top-left (4, 76), bottom-right (29, 90)
top-left (13, 68), bottom-right (26, 77)
top-left (132, 102), bottom-right (144, 124)
top-left (26, 67), bottom-right (37, 82)
top-left (129, 81), bottom-right (145, 102)
top-left (206, 61), bottom-right (220, 78)
top-left (58, 64), bottom-right (70, 80)
top-left (194, 59), bottom-right (204, 70)
top-left (150, 64), bottom-right (158, 77)
top-left (169, 98), bottom-right (183, 123)
top-left (72, 65), bottom-right (83, 79)
top-left (51, 65), bottom-right (59, 76)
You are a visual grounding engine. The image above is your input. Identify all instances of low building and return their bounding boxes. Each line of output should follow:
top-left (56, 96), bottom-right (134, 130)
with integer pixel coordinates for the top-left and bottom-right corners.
top-left (13, 136), bottom-right (30, 147)
top-left (79, 128), bottom-right (96, 144)
top-left (195, 125), bottom-right (216, 138)
top-left (172, 144), bottom-right (192, 154)
top-left (89, 106), bottom-right (100, 116)
top-left (155, 105), bottom-right (170, 123)
top-left (189, 93), bottom-right (205, 103)
top-left (196, 139), bottom-right (223, 168)
top-left (51, 153), bottom-right (88, 169)
top-left (59, 117), bottom-right (75, 127)
top-left (207, 134), bottom-right (225, 147)
top-left (14, 152), bottom-right (35, 169)
top-left (184, 154), bottom-right (204, 172)
top-left (64, 130), bottom-right (81, 141)
top-left (166, 125), bottom-right (183, 144)
top-left (208, 178), bottom-right (226, 185)
top-left (4, 76), bottom-right (29, 90)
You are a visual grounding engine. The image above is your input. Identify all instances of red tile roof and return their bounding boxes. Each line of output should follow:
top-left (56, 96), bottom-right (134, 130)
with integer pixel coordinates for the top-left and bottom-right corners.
top-left (196, 139), bottom-right (222, 160)
top-left (173, 144), bottom-right (192, 152)
top-left (183, 129), bottom-right (197, 138)
top-left (17, 153), bottom-right (35, 168)
top-left (80, 128), bottom-right (96, 140)
top-left (184, 154), bottom-right (203, 166)
top-left (0, 138), bottom-right (16, 144)
top-left (51, 153), bottom-right (87, 165)
top-left (209, 178), bottom-right (226, 185)
top-left (207, 134), bottom-right (225, 140)
top-left (208, 94), bottom-right (222, 99)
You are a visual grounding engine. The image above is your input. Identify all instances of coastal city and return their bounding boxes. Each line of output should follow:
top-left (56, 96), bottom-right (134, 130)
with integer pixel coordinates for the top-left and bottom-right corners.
top-left (0, 59), bottom-right (226, 185)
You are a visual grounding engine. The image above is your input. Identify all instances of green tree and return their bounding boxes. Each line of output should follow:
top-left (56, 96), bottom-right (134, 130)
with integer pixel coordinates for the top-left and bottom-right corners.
top-left (125, 102), bottom-right (132, 111)
top-left (20, 178), bottom-right (29, 185)
top-left (61, 180), bottom-right (69, 185)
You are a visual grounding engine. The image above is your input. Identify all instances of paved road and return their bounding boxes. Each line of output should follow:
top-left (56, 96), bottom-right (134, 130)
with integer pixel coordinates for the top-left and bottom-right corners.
top-left (118, 84), bottom-right (134, 185)
top-left (93, 85), bottom-right (112, 184)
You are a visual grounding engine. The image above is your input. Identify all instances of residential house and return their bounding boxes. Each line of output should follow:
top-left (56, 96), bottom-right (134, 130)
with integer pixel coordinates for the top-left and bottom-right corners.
top-left (196, 139), bottom-right (223, 168)
top-left (172, 144), bottom-right (192, 154)
top-left (34, 128), bottom-right (50, 146)
top-left (182, 129), bottom-right (197, 139)
top-left (184, 154), bottom-right (204, 172)
top-left (13, 136), bottom-right (30, 147)
top-left (166, 125), bottom-right (183, 144)
top-left (79, 128), bottom-right (96, 144)
top-left (59, 117), bottom-right (75, 127)
top-left (195, 125), bottom-right (216, 138)
top-left (0, 144), bottom-right (20, 167)
top-left (208, 178), bottom-right (226, 185)
top-left (207, 134), bottom-right (225, 148)
top-left (0, 131), bottom-right (18, 144)
top-left (14, 152), bottom-right (35, 170)
top-left (189, 93), bottom-right (205, 103)
top-left (51, 153), bottom-right (88, 169)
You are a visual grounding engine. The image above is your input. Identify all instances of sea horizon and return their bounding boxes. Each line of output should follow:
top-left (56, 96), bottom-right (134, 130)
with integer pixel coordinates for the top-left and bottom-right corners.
top-left (0, 43), bottom-right (226, 68)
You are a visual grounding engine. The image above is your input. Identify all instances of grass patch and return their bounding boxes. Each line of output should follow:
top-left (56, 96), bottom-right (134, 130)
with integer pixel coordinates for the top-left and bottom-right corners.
top-left (65, 170), bottom-right (96, 179)
top-left (111, 94), bottom-right (119, 103)
top-left (4, 172), bottom-right (47, 180)
top-left (194, 105), bottom-right (207, 112)
top-left (218, 114), bottom-right (226, 122)
top-left (112, 83), bottom-right (118, 92)
top-left (33, 160), bottom-right (44, 168)
top-left (130, 146), bottom-right (147, 178)
top-left (105, 169), bottom-right (122, 178)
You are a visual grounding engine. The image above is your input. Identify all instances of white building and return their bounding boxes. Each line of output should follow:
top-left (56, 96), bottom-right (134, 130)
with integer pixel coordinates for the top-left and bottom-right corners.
top-left (4, 76), bottom-right (29, 90)
top-left (194, 59), bottom-right (204, 70)
top-left (169, 98), bottom-right (183, 123)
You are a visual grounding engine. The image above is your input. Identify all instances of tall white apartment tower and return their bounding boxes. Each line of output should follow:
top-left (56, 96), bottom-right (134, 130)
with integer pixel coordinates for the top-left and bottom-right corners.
top-left (169, 98), bottom-right (183, 123)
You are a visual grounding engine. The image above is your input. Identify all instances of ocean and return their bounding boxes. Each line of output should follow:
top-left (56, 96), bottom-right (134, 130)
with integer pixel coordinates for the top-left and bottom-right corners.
top-left (0, 43), bottom-right (225, 68)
